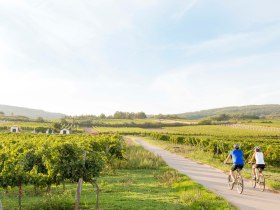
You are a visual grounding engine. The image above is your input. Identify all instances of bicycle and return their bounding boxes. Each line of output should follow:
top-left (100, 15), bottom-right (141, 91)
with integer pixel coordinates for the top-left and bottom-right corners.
top-left (249, 163), bottom-right (265, 191)
top-left (225, 163), bottom-right (244, 194)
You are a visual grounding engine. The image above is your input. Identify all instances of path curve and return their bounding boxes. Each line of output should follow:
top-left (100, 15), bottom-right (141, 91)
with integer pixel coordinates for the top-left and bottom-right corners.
top-left (135, 139), bottom-right (280, 210)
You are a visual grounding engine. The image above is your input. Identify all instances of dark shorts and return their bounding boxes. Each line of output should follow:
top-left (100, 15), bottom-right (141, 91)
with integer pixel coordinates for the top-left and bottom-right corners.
top-left (231, 164), bottom-right (244, 171)
top-left (254, 164), bottom-right (265, 170)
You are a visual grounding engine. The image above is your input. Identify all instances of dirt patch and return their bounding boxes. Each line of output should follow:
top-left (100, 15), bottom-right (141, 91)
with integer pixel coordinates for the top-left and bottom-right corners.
top-left (124, 137), bottom-right (135, 146)
top-left (84, 127), bottom-right (99, 134)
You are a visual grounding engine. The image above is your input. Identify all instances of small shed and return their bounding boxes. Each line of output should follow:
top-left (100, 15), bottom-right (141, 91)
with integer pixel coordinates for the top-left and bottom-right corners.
top-left (60, 129), bottom-right (70, 135)
top-left (46, 129), bottom-right (54, 134)
top-left (10, 126), bottom-right (20, 133)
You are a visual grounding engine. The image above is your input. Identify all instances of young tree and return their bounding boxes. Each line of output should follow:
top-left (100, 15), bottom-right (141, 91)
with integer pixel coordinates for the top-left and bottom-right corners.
top-left (99, 113), bottom-right (106, 119)
top-left (53, 122), bottom-right (62, 132)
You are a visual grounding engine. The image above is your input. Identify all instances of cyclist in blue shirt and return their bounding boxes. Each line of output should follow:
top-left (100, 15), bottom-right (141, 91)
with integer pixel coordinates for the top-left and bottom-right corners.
top-left (224, 144), bottom-right (244, 181)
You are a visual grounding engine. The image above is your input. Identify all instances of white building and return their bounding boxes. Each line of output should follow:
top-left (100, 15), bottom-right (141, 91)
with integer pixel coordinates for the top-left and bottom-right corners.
top-left (10, 126), bottom-right (20, 133)
top-left (60, 129), bottom-right (70, 134)
top-left (46, 129), bottom-right (54, 134)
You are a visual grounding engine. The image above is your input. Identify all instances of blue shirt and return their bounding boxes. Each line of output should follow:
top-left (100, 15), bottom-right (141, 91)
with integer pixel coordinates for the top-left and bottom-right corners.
top-left (230, 150), bottom-right (244, 165)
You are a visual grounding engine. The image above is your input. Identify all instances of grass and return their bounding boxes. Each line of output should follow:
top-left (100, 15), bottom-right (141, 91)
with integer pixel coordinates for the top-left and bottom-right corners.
top-left (136, 136), bottom-right (280, 191)
top-left (242, 119), bottom-right (280, 128)
top-left (0, 143), bottom-right (235, 210)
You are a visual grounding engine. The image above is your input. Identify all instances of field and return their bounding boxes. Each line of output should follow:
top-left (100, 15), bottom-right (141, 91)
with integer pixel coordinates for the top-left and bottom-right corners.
top-left (1, 119), bottom-right (280, 208)
top-left (242, 120), bottom-right (280, 128)
top-left (0, 138), bottom-right (234, 209)
top-left (93, 121), bottom-right (280, 190)
top-left (0, 119), bottom-right (194, 133)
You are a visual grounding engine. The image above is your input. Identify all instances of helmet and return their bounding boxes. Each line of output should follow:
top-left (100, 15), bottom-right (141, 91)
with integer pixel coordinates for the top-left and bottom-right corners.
top-left (234, 144), bottom-right (240, 149)
top-left (255, 146), bottom-right (261, 151)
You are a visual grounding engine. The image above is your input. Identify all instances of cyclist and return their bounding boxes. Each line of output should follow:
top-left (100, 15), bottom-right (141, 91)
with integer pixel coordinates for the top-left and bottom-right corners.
top-left (249, 146), bottom-right (265, 180)
top-left (224, 144), bottom-right (244, 181)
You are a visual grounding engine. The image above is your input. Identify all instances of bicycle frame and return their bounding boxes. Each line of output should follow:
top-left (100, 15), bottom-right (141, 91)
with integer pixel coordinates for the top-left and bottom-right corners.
top-left (225, 163), bottom-right (243, 194)
top-left (255, 167), bottom-right (263, 180)
top-left (250, 163), bottom-right (265, 191)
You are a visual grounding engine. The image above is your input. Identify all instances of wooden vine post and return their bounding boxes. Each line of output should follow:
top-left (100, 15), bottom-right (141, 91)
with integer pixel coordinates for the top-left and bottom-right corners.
top-left (18, 177), bottom-right (22, 210)
top-left (74, 150), bottom-right (86, 210)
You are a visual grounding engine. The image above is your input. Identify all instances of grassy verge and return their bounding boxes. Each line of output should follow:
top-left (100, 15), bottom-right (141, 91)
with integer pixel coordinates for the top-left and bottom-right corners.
top-left (1, 142), bottom-right (235, 209)
top-left (132, 136), bottom-right (280, 191)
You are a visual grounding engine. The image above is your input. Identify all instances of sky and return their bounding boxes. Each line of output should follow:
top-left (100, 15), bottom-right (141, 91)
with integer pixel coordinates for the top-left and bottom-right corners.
top-left (0, 0), bottom-right (280, 115)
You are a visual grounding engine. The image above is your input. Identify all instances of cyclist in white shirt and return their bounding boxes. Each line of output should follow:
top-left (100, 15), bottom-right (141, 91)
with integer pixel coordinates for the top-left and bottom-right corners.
top-left (249, 146), bottom-right (265, 180)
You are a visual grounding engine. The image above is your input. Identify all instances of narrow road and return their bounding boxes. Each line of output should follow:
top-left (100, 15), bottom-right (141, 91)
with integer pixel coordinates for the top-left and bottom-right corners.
top-left (135, 139), bottom-right (280, 210)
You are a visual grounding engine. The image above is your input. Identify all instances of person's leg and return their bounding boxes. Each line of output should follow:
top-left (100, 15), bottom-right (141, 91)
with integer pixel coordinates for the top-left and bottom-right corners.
top-left (259, 165), bottom-right (265, 175)
top-left (252, 164), bottom-right (256, 178)
top-left (252, 164), bottom-right (257, 179)
top-left (230, 167), bottom-right (235, 181)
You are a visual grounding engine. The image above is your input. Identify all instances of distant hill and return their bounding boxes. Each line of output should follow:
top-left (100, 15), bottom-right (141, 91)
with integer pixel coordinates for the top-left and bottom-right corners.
top-left (177, 104), bottom-right (280, 120)
top-left (0, 105), bottom-right (65, 119)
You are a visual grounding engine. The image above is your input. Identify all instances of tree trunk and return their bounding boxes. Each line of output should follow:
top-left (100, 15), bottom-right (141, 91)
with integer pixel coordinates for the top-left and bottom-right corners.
top-left (46, 185), bottom-right (51, 194)
top-left (34, 185), bottom-right (37, 195)
top-left (90, 180), bottom-right (100, 210)
top-left (18, 178), bottom-right (22, 210)
top-left (62, 180), bottom-right (66, 192)
top-left (74, 150), bottom-right (87, 210)
top-left (74, 178), bottom-right (83, 210)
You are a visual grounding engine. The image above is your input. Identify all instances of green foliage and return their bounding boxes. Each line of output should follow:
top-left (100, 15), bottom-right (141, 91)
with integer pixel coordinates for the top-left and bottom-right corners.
top-left (52, 122), bottom-right (62, 132)
top-left (128, 125), bottom-right (280, 166)
top-left (154, 170), bottom-right (181, 186)
top-left (115, 145), bottom-right (165, 170)
top-left (0, 133), bottom-right (124, 189)
top-left (198, 119), bottom-right (212, 125)
top-left (95, 123), bottom-right (280, 166)
top-left (0, 141), bottom-right (235, 210)
top-left (113, 111), bottom-right (147, 119)
top-left (36, 117), bottom-right (45, 122)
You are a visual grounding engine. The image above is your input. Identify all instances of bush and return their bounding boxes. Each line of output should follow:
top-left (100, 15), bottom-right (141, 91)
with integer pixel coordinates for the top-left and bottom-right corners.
top-left (198, 119), bottom-right (212, 125)
top-left (113, 145), bottom-right (165, 170)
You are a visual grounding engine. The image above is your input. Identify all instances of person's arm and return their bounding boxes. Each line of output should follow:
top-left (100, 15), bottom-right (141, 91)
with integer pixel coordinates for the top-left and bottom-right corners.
top-left (224, 153), bottom-right (231, 164)
top-left (248, 151), bottom-right (256, 163)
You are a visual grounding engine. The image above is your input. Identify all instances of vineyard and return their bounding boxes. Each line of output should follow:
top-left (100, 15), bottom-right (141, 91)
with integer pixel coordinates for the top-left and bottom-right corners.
top-left (0, 121), bottom-right (83, 134)
top-left (96, 125), bottom-right (280, 166)
top-left (1, 120), bottom-right (280, 208)
top-left (0, 133), bottom-right (124, 209)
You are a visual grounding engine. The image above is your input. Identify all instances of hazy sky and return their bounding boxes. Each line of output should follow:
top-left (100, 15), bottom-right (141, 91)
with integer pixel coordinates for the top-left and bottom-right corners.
top-left (1, 0), bottom-right (280, 115)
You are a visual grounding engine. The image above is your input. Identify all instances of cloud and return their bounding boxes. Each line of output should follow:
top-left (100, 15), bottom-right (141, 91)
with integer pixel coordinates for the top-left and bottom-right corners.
top-left (0, 0), bottom-right (280, 115)
top-left (152, 53), bottom-right (280, 113)
top-left (172, 0), bottom-right (198, 20)
top-left (220, 0), bottom-right (280, 25)
top-left (170, 23), bottom-right (280, 61)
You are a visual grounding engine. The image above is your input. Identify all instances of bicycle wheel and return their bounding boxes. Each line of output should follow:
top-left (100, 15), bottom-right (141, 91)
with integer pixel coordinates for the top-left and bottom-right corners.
top-left (236, 176), bottom-right (243, 194)
top-left (258, 174), bottom-right (265, 192)
top-left (228, 175), bottom-right (234, 190)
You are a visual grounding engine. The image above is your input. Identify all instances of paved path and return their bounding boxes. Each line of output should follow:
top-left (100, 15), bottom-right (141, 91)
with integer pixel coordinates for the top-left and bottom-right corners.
top-left (135, 139), bottom-right (280, 210)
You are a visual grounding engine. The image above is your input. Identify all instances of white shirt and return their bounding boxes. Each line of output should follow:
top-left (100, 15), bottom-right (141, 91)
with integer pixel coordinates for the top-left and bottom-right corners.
top-left (255, 152), bottom-right (265, 164)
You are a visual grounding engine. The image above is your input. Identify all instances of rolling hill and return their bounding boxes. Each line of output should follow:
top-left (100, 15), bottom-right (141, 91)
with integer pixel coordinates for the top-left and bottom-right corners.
top-left (177, 104), bottom-right (280, 120)
top-left (0, 105), bottom-right (65, 119)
